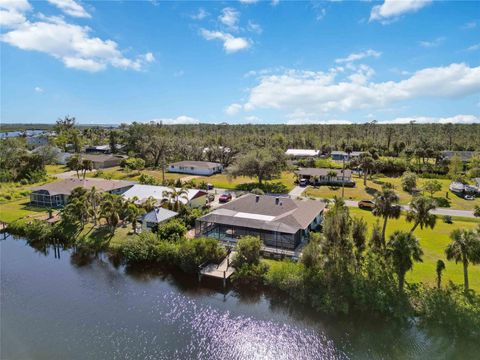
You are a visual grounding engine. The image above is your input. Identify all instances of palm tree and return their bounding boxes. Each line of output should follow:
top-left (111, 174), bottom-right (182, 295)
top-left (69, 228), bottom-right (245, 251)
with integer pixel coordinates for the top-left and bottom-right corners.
top-left (474, 205), bottom-right (480, 218)
top-left (142, 196), bottom-right (157, 212)
top-left (386, 231), bottom-right (423, 292)
top-left (100, 194), bottom-right (123, 232)
top-left (406, 196), bottom-right (437, 233)
top-left (351, 217), bottom-right (367, 271)
top-left (66, 155), bottom-right (82, 179)
top-left (162, 187), bottom-right (188, 212)
top-left (353, 153), bottom-right (375, 186)
top-left (86, 186), bottom-right (101, 226)
top-left (81, 159), bottom-right (93, 179)
top-left (445, 229), bottom-right (480, 292)
top-left (125, 203), bottom-right (144, 234)
top-left (373, 188), bottom-right (401, 246)
top-left (436, 259), bottom-right (446, 289)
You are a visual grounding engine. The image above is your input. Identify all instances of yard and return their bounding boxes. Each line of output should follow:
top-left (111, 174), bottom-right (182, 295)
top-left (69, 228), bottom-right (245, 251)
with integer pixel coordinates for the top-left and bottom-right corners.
top-left (192, 171), bottom-right (297, 191)
top-left (304, 174), bottom-right (480, 210)
top-left (86, 166), bottom-right (185, 182)
top-left (0, 199), bottom-right (48, 224)
top-left (349, 207), bottom-right (480, 291)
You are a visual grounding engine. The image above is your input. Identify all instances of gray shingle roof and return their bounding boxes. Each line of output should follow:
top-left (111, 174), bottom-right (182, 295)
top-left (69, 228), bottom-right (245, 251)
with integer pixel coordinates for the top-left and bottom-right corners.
top-left (31, 178), bottom-right (134, 196)
top-left (197, 194), bottom-right (325, 234)
top-left (142, 208), bottom-right (178, 224)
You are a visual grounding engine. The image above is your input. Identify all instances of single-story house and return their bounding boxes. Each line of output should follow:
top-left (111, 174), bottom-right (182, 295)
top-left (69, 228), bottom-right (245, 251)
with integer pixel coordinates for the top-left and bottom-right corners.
top-left (195, 194), bottom-right (325, 251)
top-left (81, 154), bottom-right (126, 169)
top-left (122, 184), bottom-right (208, 208)
top-left (296, 168), bottom-right (353, 186)
top-left (32, 146), bottom-right (72, 165)
top-left (26, 135), bottom-right (49, 148)
top-left (285, 149), bottom-right (320, 158)
top-left (440, 151), bottom-right (476, 163)
top-left (85, 144), bottom-right (124, 154)
top-left (331, 151), bottom-right (365, 161)
top-left (140, 208), bottom-right (178, 231)
top-left (30, 178), bottom-right (134, 208)
top-left (168, 161), bottom-right (223, 176)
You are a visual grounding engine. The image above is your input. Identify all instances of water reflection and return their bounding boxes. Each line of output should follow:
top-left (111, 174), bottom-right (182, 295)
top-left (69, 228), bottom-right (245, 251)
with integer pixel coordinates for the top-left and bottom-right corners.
top-left (1, 237), bottom-right (478, 360)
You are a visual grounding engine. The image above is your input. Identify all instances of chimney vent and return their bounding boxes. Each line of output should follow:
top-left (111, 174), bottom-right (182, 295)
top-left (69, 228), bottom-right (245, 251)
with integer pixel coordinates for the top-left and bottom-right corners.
top-left (275, 197), bottom-right (280, 205)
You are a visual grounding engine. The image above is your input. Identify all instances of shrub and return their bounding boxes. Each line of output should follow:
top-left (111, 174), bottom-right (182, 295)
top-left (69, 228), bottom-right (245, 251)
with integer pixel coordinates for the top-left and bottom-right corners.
top-left (121, 157), bottom-right (145, 171)
top-left (401, 171), bottom-right (417, 193)
top-left (231, 262), bottom-right (268, 288)
top-left (443, 215), bottom-right (453, 224)
top-left (264, 260), bottom-right (304, 295)
top-left (417, 284), bottom-right (480, 339)
top-left (233, 236), bottom-right (262, 267)
top-left (157, 219), bottom-right (187, 242)
top-left (121, 232), bottom-right (161, 263)
top-left (139, 173), bottom-right (158, 185)
top-left (177, 237), bottom-right (226, 273)
top-left (236, 182), bottom-right (288, 194)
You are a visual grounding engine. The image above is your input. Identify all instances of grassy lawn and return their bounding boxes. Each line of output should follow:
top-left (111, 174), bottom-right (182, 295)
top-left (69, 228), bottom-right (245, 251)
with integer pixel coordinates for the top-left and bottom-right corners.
top-left (305, 175), bottom-right (480, 210)
top-left (86, 166), bottom-right (185, 182)
top-left (193, 171), bottom-right (296, 191)
top-left (0, 199), bottom-right (48, 224)
top-left (76, 222), bottom-right (135, 250)
top-left (349, 207), bottom-right (480, 291)
top-left (46, 164), bottom-right (68, 175)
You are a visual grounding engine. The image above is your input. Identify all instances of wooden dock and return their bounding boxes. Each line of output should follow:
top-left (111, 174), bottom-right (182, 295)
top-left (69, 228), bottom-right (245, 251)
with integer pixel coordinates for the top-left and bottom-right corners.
top-left (199, 251), bottom-right (236, 287)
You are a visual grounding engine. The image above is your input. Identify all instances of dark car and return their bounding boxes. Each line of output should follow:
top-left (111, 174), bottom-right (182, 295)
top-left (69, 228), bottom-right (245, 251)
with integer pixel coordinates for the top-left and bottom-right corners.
top-left (219, 193), bottom-right (233, 203)
top-left (358, 200), bottom-right (375, 210)
top-left (299, 178), bottom-right (309, 187)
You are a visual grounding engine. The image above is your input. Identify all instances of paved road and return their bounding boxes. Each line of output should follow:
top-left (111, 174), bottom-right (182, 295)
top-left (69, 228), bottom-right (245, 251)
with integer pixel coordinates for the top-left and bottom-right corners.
top-left (288, 185), bottom-right (306, 198)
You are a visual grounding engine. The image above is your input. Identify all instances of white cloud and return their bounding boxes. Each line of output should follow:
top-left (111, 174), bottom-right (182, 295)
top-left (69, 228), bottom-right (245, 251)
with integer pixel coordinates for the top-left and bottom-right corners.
top-left (239, 0), bottom-right (259, 4)
top-left (370, 0), bottom-right (432, 23)
top-left (46, 0), bottom-right (90, 18)
top-left (244, 115), bottom-right (262, 123)
top-left (335, 49), bottom-right (381, 64)
top-left (1, 15), bottom-right (154, 72)
top-left (286, 118), bottom-right (353, 125)
top-left (271, 0), bottom-right (280, 6)
top-left (461, 21), bottom-right (477, 30)
top-left (151, 115), bottom-right (200, 125)
top-left (225, 103), bottom-right (242, 115)
top-left (200, 29), bottom-right (250, 53)
top-left (242, 63), bottom-right (480, 115)
top-left (419, 36), bottom-right (445, 48)
top-left (467, 43), bottom-right (480, 52)
top-left (219, 7), bottom-right (240, 29)
top-left (247, 20), bottom-right (262, 34)
top-left (378, 115), bottom-right (479, 124)
top-left (191, 8), bottom-right (208, 20)
top-left (34, 86), bottom-right (44, 93)
top-left (0, 0), bottom-right (31, 28)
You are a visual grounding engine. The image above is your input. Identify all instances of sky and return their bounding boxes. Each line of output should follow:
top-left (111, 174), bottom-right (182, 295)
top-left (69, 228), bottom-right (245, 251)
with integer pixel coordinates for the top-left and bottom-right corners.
top-left (1, 0), bottom-right (479, 125)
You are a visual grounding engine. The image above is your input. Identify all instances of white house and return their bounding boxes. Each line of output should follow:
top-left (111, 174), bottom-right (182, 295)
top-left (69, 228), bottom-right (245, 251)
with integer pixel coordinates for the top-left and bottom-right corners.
top-left (122, 184), bottom-right (208, 208)
top-left (168, 161), bottom-right (223, 176)
top-left (285, 149), bottom-right (320, 158)
top-left (140, 208), bottom-right (178, 231)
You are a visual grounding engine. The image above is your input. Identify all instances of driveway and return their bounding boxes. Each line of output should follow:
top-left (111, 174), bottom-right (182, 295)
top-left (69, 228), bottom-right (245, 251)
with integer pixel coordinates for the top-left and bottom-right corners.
top-left (289, 186), bottom-right (306, 198)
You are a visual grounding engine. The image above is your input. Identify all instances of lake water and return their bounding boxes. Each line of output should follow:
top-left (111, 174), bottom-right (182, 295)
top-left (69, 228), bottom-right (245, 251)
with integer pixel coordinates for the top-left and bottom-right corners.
top-left (1, 236), bottom-right (477, 360)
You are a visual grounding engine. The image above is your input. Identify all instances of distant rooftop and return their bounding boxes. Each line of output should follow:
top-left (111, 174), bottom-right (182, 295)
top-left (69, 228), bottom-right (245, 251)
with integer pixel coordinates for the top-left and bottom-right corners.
top-left (169, 160), bottom-right (222, 169)
top-left (285, 149), bottom-right (320, 157)
top-left (296, 168), bottom-right (352, 178)
top-left (31, 178), bottom-right (134, 196)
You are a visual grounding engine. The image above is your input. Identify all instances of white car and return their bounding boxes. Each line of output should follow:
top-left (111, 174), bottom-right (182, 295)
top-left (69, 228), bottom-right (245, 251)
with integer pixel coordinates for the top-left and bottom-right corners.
top-left (464, 195), bottom-right (475, 201)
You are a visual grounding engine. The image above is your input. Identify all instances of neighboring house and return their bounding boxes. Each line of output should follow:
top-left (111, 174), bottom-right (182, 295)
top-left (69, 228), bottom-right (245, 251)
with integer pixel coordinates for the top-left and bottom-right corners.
top-left (122, 184), bottom-right (208, 208)
top-left (440, 151), bottom-right (476, 163)
top-left (85, 144), bottom-right (124, 154)
top-left (168, 161), bottom-right (223, 176)
top-left (32, 146), bottom-right (72, 165)
top-left (330, 151), bottom-right (364, 161)
top-left (30, 178), bottom-right (134, 208)
top-left (195, 194), bottom-right (325, 251)
top-left (296, 168), bottom-right (353, 186)
top-left (26, 135), bottom-right (49, 148)
top-left (285, 149), bottom-right (320, 158)
top-left (81, 154), bottom-right (126, 169)
top-left (449, 181), bottom-right (479, 196)
top-left (140, 208), bottom-right (178, 231)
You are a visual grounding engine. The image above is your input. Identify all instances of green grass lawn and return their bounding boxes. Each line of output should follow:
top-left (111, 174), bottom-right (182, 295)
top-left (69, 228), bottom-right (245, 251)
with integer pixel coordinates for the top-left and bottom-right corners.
top-left (76, 222), bottom-right (135, 250)
top-left (193, 171), bottom-right (296, 191)
top-left (305, 174), bottom-right (480, 210)
top-left (0, 199), bottom-right (48, 224)
top-left (86, 166), bottom-right (185, 182)
top-left (349, 207), bottom-right (480, 291)
top-left (46, 164), bottom-right (68, 175)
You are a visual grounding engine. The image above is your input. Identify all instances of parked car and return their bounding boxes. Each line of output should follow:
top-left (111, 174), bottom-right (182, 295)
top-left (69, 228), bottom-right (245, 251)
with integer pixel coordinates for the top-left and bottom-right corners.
top-left (464, 194), bottom-right (475, 201)
top-left (207, 183), bottom-right (214, 190)
top-left (299, 178), bottom-right (308, 187)
top-left (219, 193), bottom-right (233, 203)
top-left (358, 200), bottom-right (375, 210)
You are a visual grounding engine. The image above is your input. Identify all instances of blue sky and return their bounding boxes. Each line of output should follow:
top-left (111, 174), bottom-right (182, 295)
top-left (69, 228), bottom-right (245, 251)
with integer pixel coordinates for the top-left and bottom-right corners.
top-left (1, 0), bottom-right (479, 125)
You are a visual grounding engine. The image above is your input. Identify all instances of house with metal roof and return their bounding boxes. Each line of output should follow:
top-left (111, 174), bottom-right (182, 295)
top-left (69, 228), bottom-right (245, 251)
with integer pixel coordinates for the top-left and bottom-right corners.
top-left (195, 194), bottom-right (325, 253)
top-left (81, 154), bottom-right (126, 169)
top-left (122, 184), bottom-right (208, 208)
top-left (140, 208), bottom-right (178, 231)
top-left (331, 151), bottom-right (364, 161)
top-left (296, 168), bottom-right (354, 186)
top-left (168, 161), bottom-right (223, 176)
top-left (285, 149), bottom-right (320, 158)
top-left (30, 178), bottom-right (134, 208)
